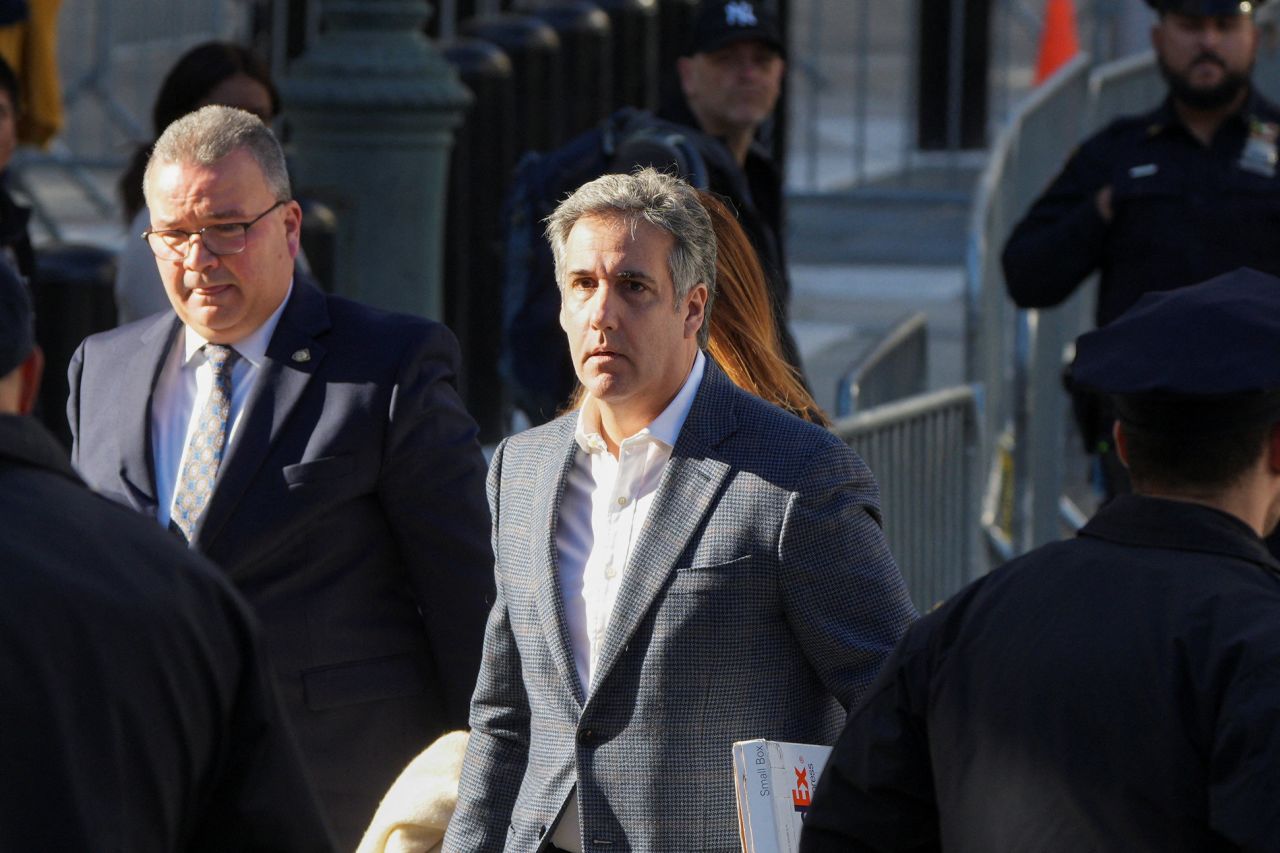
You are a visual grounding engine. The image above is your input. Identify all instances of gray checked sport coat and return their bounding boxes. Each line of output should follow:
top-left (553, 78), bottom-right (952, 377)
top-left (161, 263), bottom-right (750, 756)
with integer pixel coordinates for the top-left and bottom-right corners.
top-left (444, 358), bottom-right (918, 853)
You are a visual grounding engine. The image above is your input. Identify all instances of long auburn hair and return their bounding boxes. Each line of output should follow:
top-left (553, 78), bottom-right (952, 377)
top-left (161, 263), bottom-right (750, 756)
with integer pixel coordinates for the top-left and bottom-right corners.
top-left (697, 190), bottom-right (826, 425)
top-left (565, 189), bottom-right (827, 426)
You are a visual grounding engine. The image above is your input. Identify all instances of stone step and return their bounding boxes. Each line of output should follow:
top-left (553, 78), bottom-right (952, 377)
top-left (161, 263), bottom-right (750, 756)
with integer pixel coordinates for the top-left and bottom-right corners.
top-left (786, 165), bottom-right (978, 266)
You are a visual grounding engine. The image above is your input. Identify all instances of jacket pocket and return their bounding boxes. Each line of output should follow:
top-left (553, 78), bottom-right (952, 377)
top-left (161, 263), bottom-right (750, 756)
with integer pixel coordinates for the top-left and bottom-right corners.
top-left (667, 554), bottom-right (756, 595)
top-left (302, 653), bottom-right (427, 711)
top-left (283, 454), bottom-right (355, 487)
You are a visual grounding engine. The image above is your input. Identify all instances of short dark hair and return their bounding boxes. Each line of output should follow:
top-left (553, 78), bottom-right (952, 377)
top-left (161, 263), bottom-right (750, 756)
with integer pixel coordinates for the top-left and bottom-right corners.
top-left (1120, 417), bottom-right (1273, 493)
top-left (150, 41), bottom-right (279, 138)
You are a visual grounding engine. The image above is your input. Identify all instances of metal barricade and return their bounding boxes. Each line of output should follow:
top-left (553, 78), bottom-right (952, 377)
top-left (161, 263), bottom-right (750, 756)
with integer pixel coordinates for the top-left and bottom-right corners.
top-left (964, 53), bottom-right (1090, 559)
top-left (1006, 54), bottom-right (1094, 551)
top-left (834, 311), bottom-right (927, 417)
top-left (833, 384), bottom-right (982, 612)
top-left (1086, 50), bottom-right (1163, 129)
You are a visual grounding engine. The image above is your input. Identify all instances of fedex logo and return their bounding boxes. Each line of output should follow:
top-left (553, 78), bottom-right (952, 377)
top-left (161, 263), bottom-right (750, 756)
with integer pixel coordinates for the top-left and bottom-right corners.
top-left (791, 766), bottom-right (811, 814)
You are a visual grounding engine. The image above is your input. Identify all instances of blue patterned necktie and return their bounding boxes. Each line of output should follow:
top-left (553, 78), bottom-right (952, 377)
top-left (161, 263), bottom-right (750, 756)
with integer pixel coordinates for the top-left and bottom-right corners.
top-left (171, 343), bottom-right (238, 541)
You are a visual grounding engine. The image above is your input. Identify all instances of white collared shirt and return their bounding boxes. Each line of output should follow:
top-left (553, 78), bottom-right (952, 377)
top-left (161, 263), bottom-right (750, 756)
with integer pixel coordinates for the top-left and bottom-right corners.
top-left (151, 281), bottom-right (293, 528)
top-left (550, 350), bottom-right (704, 852)
top-left (557, 349), bottom-right (706, 693)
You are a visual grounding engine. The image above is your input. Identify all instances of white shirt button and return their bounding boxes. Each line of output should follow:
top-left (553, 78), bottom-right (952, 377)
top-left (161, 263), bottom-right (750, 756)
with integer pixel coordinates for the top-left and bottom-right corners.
top-left (617, 496), bottom-right (628, 507)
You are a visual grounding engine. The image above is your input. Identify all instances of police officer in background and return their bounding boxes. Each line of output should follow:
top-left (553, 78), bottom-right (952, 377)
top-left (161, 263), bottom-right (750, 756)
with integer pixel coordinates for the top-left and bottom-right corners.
top-left (1002, 0), bottom-right (1280, 490)
top-left (1004, 0), bottom-right (1280, 319)
top-left (801, 268), bottom-right (1280, 853)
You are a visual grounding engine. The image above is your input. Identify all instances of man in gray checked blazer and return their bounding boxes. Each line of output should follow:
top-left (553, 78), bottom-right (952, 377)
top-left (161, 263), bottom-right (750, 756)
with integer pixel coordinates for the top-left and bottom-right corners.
top-left (444, 169), bottom-right (917, 853)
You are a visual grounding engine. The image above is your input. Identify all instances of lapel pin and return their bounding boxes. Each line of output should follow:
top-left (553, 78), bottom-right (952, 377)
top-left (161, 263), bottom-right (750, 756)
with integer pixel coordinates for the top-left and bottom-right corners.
top-left (292, 348), bottom-right (311, 363)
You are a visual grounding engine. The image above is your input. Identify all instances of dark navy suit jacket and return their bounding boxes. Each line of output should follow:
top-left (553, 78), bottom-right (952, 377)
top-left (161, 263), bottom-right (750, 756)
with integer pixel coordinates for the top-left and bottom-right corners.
top-left (66, 278), bottom-right (495, 848)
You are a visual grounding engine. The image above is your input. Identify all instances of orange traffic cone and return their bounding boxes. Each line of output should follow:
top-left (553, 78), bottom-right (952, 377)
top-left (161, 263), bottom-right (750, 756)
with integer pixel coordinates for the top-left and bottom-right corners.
top-left (1035, 0), bottom-right (1080, 84)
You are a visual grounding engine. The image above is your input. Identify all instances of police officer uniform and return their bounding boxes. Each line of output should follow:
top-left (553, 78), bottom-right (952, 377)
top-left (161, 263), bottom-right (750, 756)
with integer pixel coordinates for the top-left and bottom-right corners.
top-left (1003, 0), bottom-right (1279, 326)
top-left (800, 268), bottom-right (1280, 853)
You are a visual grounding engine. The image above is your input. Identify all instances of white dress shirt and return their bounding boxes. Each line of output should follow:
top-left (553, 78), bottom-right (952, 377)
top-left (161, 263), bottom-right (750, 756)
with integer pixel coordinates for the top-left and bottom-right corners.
top-left (549, 350), bottom-right (705, 851)
top-left (150, 282), bottom-right (293, 528)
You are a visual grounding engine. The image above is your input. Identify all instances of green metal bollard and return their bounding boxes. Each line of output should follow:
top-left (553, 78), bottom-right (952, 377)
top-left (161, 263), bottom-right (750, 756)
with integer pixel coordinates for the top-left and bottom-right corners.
top-left (281, 1), bottom-right (471, 320)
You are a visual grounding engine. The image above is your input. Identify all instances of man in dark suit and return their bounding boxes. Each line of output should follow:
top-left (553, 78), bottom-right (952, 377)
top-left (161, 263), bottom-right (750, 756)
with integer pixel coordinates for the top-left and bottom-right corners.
top-left (444, 169), bottom-right (916, 852)
top-left (801, 269), bottom-right (1280, 852)
top-left (68, 104), bottom-right (494, 848)
top-left (0, 255), bottom-right (334, 851)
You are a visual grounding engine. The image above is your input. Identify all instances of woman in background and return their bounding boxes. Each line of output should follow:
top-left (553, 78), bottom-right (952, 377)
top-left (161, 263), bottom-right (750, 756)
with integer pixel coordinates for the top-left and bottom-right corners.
top-left (114, 42), bottom-right (279, 323)
top-left (0, 54), bottom-right (31, 282)
top-left (696, 189), bottom-right (826, 425)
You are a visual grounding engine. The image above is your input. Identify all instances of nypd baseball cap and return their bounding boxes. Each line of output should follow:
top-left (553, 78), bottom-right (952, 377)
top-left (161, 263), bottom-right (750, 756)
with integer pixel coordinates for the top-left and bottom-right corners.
top-left (687, 0), bottom-right (785, 58)
top-left (0, 259), bottom-right (32, 378)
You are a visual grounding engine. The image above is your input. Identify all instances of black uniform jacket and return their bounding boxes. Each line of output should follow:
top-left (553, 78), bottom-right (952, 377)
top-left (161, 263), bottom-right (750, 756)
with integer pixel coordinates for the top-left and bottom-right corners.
top-left (801, 494), bottom-right (1280, 853)
top-left (0, 415), bottom-right (335, 851)
top-left (1002, 89), bottom-right (1280, 326)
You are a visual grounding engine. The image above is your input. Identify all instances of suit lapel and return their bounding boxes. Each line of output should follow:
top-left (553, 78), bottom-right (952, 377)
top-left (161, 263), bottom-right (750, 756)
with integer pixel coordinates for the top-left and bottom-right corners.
top-left (192, 280), bottom-right (330, 549)
top-left (533, 416), bottom-right (590, 706)
top-left (117, 315), bottom-right (181, 514)
top-left (587, 360), bottom-right (739, 697)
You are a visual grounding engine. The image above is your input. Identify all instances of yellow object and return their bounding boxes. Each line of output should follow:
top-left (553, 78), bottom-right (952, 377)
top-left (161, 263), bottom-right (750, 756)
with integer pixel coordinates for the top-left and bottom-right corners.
top-left (357, 730), bottom-right (470, 853)
top-left (0, 0), bottom-right (63, 147)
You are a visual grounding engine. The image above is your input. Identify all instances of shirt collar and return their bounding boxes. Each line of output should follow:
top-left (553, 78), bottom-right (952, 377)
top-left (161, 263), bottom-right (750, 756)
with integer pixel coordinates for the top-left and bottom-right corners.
top-left (182, 279), bottom-right (293, 369)
top-left (574, 349), bottom-right (706, 455)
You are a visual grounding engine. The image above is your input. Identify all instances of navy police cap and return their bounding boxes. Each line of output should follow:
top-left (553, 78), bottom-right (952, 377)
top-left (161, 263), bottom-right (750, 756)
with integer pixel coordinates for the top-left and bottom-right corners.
top-left (0, 259), bottom-right (31, 378)
top-left (1144, 0), bottom-right (1265, 14)
top-left (1073, 267), bottom-right (1280, 405)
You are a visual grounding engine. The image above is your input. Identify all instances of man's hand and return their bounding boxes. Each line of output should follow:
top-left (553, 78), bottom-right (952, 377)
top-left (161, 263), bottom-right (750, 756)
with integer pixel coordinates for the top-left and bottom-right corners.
top-left (1095, 185), bottom-right (1114, 223)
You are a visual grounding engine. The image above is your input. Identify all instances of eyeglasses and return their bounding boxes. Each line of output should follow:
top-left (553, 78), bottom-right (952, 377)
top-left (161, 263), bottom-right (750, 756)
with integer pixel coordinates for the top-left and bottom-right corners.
top-left (142, 200), bottom-right (289, 261)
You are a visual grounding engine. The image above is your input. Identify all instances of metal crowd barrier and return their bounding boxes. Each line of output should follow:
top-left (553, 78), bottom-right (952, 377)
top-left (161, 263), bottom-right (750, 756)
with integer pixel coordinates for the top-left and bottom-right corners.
top-left (834, 384), bottom-right (982, 613)
top-left (965, 53), bottom-right (1090, 558)
top-left (835, 311), bottom-right (927, 418)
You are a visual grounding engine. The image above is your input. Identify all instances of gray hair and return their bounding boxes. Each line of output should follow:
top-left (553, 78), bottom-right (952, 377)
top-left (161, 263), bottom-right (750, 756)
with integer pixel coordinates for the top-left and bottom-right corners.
top-left (143, 104), bottom-right (291, 204)
top-left (545, 167), bottom-right (717, 347)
